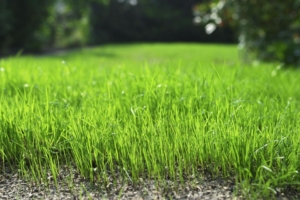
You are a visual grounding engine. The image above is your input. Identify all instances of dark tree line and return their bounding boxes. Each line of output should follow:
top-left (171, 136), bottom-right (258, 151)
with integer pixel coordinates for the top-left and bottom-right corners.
top-left (0, 0), bottom-right (235, 55)
top-left (0, 0), bottom-right (51, 53)
top-left (1, 0), bottom-right (299, 67)
top-left (89, 0), bottom-right (234, 44)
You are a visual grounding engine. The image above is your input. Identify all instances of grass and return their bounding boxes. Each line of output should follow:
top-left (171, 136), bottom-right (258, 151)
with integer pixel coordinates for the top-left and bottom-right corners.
top-left (1, 43), bottom-right (300, 198)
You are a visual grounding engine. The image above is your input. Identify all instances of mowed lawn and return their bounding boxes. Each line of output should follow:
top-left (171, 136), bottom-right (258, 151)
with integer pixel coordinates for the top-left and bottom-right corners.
top-left (1, 43), bottom-right (300, 197)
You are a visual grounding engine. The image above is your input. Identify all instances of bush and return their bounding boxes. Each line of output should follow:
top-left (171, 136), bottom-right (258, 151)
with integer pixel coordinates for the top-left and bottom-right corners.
top-left (196, 0), bottom-right (300, 67)
top-left (0, 0), bottom-right (13, 53)
top-left (0, 0), bottom-right (52, 54)
top-left (44, 0), bottom-right (91, 49)
top-left (89, 0), bottom-right (236, 44)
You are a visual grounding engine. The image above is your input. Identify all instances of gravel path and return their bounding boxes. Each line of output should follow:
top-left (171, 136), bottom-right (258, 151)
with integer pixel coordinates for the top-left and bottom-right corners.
top-left (0, 167), bottom-right (299, 199)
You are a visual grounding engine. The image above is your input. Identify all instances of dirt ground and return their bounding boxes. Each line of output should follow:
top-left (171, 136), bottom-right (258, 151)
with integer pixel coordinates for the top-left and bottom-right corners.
top-left (1, 166), bottom-right (299, 200)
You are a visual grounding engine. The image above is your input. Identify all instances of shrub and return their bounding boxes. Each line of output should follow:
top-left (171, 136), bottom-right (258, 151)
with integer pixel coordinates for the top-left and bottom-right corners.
top-left (0, 0), bottom-right (52, 54)
top-left (195, 0), bottom-right (300, 67)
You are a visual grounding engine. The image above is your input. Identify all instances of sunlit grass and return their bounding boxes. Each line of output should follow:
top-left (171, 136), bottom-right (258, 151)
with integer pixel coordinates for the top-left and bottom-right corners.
top-left (0, 43), bottom-right (300, 198)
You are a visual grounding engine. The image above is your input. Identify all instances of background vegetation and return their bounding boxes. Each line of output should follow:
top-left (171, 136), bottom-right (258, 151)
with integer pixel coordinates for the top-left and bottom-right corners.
top-left (0, 0), bottom-right (51, 53)
top-left (1, 0), bottom-right (299, 66)
top-left (196, 0), bottom-right (300, 66)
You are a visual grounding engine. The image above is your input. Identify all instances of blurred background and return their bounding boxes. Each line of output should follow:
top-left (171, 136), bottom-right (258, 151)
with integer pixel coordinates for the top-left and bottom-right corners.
top-left (0, 0), bottom-right (299, 66)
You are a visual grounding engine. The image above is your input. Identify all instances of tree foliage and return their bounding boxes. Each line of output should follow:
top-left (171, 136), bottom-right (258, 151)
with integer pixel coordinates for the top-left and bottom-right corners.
top-left (0, 0), bottom-right (237, 54)
top-left (46, 0), bottom-right (91, 48)
top-left (196, 0), bottom-right (300, 66)
top-left (89, 0), bottom-right (236, 44)
top-left (0, 0), bottom-right (52, 53)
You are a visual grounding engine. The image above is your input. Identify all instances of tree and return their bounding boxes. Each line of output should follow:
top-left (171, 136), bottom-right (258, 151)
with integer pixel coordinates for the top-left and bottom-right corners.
top-left (89, 0), bottom-right (236, 44)
top-left (45, 0), bottom-right (91, 48)
top-left (0, 0), bottom-right (13, 52)
top-left (8, 0), bottom-right (51, 51)
top-left (0, 0), bottom-right (52, 54)
top-left (196, 0), bottom-right (300, 67)
top-left (0, 0), bottom-right (96, 54)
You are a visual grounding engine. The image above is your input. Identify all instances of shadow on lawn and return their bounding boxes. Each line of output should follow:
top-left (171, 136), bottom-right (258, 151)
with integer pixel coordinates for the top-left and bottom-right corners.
top-left (0, 46), bottom-right (117, 60)
top-left (36, 46), bottom-right (117, 59)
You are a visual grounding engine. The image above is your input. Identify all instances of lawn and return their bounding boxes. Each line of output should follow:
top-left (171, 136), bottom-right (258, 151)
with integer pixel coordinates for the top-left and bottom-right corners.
top-left (1, 43), bottom-right (300, 198)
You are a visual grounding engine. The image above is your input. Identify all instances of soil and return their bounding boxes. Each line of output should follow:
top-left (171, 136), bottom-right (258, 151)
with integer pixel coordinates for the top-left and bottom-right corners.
top-left (1, 166), bottom-right (299, 200)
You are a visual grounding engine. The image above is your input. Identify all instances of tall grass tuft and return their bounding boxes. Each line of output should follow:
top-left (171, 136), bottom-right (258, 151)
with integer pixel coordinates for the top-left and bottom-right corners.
top-left (1, 43), bottom-right (300, 197)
